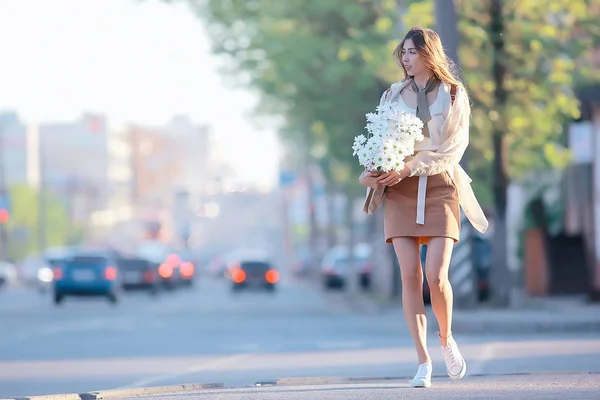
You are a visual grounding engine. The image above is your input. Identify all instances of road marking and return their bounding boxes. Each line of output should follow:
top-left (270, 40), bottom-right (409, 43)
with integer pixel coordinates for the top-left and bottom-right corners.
top-left (226, 342), bottom-right (262, 352)
top-left (316, 341), bottom-right (364, 350)
top-left (117, 354), bottom-right (250, 389)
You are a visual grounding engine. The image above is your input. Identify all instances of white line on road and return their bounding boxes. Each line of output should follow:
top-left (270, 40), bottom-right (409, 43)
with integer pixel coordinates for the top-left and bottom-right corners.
top-left (316, 341), bottom-right (364, 350)
top-left (226, 342), bottom-right (263, 352)
top-left (7, 318), bottom-right (112, 343)
top-left (117, 354), bottom-right (250, 389)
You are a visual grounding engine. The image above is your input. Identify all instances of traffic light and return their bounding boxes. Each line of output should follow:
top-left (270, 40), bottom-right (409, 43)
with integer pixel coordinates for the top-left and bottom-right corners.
top-left (0, 208), bottom-right (8, 224)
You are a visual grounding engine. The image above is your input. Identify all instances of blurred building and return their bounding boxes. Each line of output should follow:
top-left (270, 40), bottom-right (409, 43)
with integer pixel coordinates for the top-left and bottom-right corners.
top-left (0, 112), bottom-right (32, 186)
top-left (89, 123), bottom-right (135, 236)
top-left (573, 53), bottom-right (600, 301)
top-left (128, 116), bottom-right (212, 242)
top-left (129, 125), bottom-right (182, 209)
top-left (550, 34), bottom-right (600, 301)
top-left (39, 114), bottom-right (110, 217)
top-left (38, 114), bottom-right (137, 241)
top-left (165, 115), bottom-right (211, 195)
top-left (107, 124), bottom-right (134, 215)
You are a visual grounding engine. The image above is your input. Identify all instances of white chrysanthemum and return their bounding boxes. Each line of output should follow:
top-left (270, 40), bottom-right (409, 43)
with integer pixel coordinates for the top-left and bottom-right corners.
top-left (352, 103), bottom-right (425, 173)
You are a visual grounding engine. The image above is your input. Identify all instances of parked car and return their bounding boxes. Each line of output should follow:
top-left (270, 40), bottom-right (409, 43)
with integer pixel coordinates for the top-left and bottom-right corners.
top-left (0, 261), bottom-right (18, 289)
top-left (321, 243), bottom-right (373, 291)
top-left (227, 250), bottom-right (279, 293)
top-left (119, 257), bottom-right (160, 295)
top-left (52, 251), bottom-right (123, 305)
top-left (421, 234), bottom-right (491, 304)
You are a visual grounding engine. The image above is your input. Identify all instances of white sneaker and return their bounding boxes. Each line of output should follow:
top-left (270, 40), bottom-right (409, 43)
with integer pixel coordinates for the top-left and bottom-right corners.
top-left (441, 338), bottom-right (467, 380)
top-left (410, 363), bottom-right (432, 388)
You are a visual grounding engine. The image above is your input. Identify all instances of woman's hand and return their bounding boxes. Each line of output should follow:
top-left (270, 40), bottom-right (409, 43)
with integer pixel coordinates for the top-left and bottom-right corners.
top-left (359, 170), bottom-right (382, 189)
top-left (377, 165), bottom-right (411, 186)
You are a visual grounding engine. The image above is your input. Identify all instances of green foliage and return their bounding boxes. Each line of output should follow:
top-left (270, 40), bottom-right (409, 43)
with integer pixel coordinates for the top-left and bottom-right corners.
top-left (5, 185), bottom-right (74, 261)
top-left (197, 0), bottom-right (401, 185)
top-left (193, 0), bottom-right (598, 202)
top-left (400, 0), bottom-right (599, 204)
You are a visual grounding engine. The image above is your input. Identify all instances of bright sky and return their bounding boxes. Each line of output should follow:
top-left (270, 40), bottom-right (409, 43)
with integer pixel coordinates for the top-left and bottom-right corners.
top-left (0, 0), bottom-right (280, 188)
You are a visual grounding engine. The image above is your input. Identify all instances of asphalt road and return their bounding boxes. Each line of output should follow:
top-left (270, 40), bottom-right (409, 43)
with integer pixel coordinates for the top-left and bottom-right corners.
top-left (1, 275), bottom-right (599, 398)
top-left (119, 374), bottom-right (600, 400)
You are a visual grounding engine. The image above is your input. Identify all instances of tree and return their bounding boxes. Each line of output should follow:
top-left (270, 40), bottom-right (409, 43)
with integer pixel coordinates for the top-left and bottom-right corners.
top-left (403, 0), bottom-right (599, 305)
top-left (5, 185), bottom-right (73, 262)
top-left (191, 0), bottom-right (598, 302)
top-left (194, 1), bottom-right (408, 290)
top-left (195, 0), bottom-right (402, 182)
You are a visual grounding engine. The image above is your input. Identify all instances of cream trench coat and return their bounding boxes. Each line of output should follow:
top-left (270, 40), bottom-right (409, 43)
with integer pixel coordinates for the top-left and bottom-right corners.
top-left (373, 79), bottom-right (489, 235)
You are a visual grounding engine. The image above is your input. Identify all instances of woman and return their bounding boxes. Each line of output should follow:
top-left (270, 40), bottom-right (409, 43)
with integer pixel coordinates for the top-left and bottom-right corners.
top-left (359, 27), bottom-right (488, 388)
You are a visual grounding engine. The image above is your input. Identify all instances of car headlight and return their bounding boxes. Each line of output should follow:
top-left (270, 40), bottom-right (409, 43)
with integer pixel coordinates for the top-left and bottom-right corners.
top-left (37, 267), bottom-right (54, 283)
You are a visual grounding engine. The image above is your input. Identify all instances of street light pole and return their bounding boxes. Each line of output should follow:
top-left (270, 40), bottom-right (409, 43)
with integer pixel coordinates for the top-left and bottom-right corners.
top-left (433, 0), bottom-right (479, 309)
top-left (38, 127), bottom-right (47, 253)
top-left (0, 118), bottom-right (9, 261)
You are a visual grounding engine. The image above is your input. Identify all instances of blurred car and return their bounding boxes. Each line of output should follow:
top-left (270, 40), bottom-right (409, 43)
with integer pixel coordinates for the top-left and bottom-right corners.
top-left (473, 234), bottom-right (492, 301)
top-left (291, 246), bottom-right (313, 278)
top-left (135, 241), bottom-right (184, 290)
top-left (0, 261), bottom-right (18, 289)
top-left (52, 251), bottom-right (123, 305)
top-left (173, 249), bottom-right (197, 288)
top-left (154, 251), bottom-right (196, 289)
top-left (19, 247), bottom-right (73, 293)
top-left (228, 250), bottom-right (279, 292)
top-left (19, 256), bottom-right (52, 291)
top-left (119, 257), bottom-right (160, 295)
top-left (321, 247), bottom-right (347, 289)
top-left (321, 243), bottom-right (373, 291)
top-left (421, 234), bottom-right (491, 304)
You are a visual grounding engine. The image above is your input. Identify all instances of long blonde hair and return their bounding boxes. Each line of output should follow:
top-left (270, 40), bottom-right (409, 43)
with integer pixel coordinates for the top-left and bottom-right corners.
top-left (393, 27), bottom-right (464, 90)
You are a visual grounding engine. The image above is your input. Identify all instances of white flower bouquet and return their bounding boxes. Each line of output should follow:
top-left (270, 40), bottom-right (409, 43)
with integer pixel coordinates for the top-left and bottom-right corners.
top-left (353, 101), bottom-right (425, 172)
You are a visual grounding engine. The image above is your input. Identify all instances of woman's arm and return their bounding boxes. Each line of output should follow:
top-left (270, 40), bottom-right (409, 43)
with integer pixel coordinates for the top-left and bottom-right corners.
top-left (404, 86), bottom-right (470, 177)
top-left (359, 170), bottom-right (383, 189)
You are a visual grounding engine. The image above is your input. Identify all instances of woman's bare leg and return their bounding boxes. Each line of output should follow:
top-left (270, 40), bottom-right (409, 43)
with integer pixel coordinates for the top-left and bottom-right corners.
top-left (392, 237), bottom-right (430, 364)
top-left (424, 237), bottom-right (455, 346)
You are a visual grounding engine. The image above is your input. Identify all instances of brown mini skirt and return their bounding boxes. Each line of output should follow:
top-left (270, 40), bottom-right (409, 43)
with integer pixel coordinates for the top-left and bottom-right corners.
top-left (384, 171), bottom-right (460, 245)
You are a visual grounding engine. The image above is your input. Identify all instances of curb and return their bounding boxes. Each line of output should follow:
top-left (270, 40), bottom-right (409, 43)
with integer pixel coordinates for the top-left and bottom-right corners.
top-left (5, 383), bottom-right (223, 400)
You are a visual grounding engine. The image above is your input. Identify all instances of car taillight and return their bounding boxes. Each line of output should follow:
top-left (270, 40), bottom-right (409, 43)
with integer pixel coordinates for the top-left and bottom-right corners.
top-left (231, 268), bottom-right (246, 283)
top-left (52, 267), bottom-right (63, 280)
top-left (180, 262), bottom-right (194, 277)
top-left (158, 263), bottom-right (173, 278)
top-left (105, 266), bottom-right (117, 280)
top-left (265, 269), bottom-right (279, 284)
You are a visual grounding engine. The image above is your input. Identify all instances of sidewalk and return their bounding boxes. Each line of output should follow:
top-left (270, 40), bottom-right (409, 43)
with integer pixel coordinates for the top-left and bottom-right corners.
top-left (451, 294), bottom-right (600, 334)
top-left (341, 291), bottom-right (600, 334)
top-left (6, 373), bottom-right (599, 400)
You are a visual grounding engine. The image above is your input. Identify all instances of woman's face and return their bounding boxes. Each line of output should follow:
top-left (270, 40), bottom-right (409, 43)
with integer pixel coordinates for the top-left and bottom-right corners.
top-left (402, 39), bottom-right (427, 77)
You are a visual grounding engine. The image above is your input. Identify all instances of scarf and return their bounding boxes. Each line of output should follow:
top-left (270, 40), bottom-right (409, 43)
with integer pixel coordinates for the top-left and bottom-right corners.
top-left (410, 77), bottom-right (440, 138)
